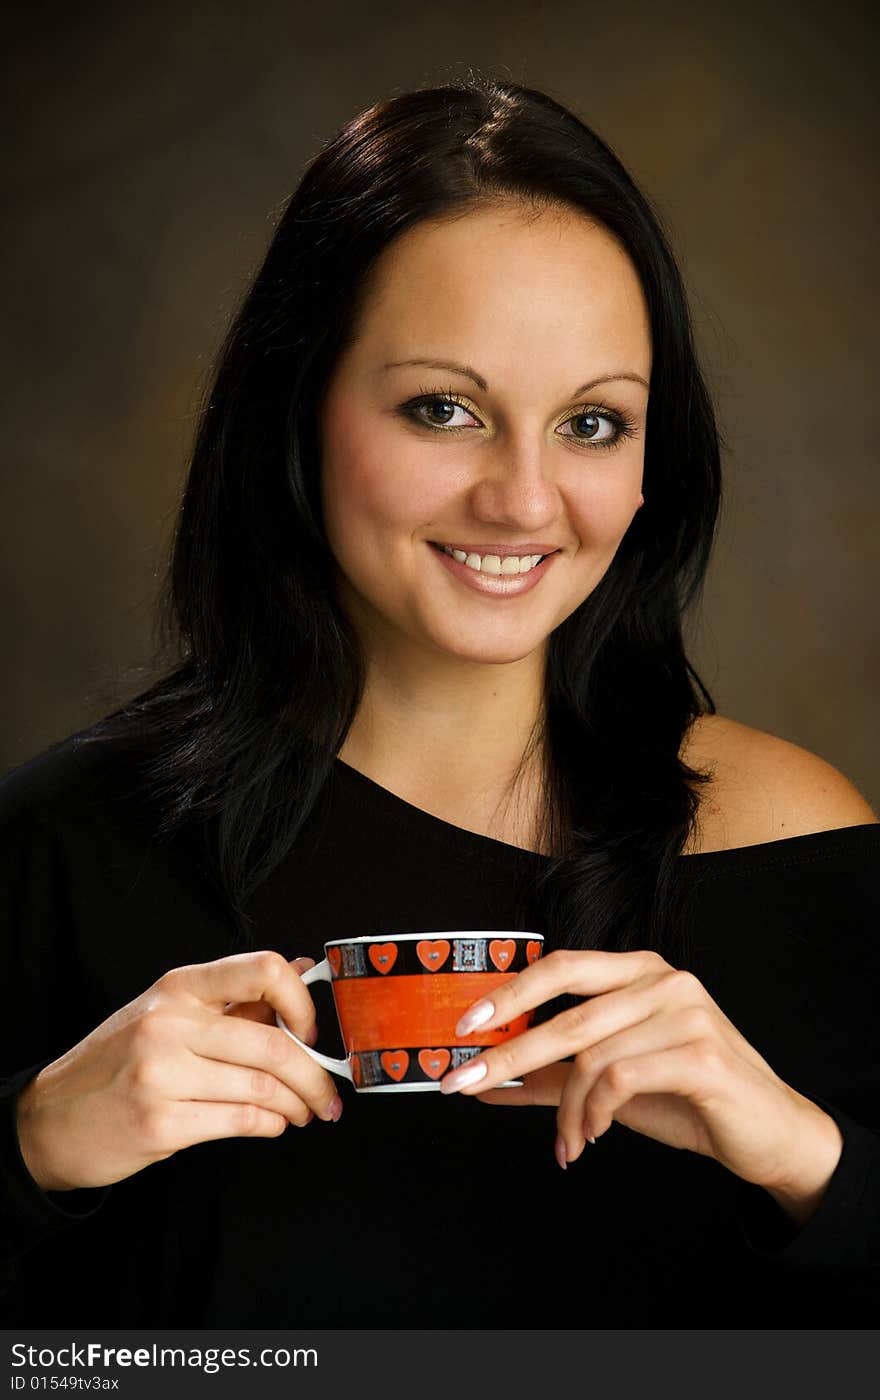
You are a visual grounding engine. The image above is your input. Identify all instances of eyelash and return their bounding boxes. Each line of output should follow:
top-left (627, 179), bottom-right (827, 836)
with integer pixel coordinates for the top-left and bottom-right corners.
top-left (397, 384), bottom-right (640, 452)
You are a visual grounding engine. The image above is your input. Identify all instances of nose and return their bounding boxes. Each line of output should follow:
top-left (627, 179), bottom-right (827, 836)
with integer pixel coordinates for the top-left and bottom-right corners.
top-left (468, 438), bottom-right (560, 534)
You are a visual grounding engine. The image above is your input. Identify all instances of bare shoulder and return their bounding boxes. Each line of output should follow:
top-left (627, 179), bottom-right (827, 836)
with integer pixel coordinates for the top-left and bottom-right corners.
top-left (680, 713), bottom-right (879, 855)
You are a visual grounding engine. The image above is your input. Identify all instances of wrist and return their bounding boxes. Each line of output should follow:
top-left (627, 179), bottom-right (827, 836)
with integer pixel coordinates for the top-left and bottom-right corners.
top-left (15, 1072), bottom-right (75, 1193)
top-left (764, 1099), bottom-right (844, 1228)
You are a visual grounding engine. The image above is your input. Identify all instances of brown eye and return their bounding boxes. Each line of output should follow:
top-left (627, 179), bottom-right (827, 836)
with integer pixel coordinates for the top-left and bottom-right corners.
top-left (560, 411), bottom-right (615, 444)
top-left (421, 399), bottom-right (462, 427)
top-left (400, 393), bottom-right (481, 432)
top-left (557, 404), bottom-right (638, 452)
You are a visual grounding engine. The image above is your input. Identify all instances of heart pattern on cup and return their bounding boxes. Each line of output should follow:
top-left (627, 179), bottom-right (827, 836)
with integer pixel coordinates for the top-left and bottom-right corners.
top-left (381, 1050), bottom-right (409, 1082)
top-left (417, 1048), bottom-right (451, 1080)
top-left (327, 947), bottom-right (342, 978)
top-left (489, 938), bottom-right (516, 971)
top-left (417, 939), bottom-right (451, 972)
top-left (526, 940), bottom-right (542, 965)
top-left (368, 942), bottom-right (398, 975)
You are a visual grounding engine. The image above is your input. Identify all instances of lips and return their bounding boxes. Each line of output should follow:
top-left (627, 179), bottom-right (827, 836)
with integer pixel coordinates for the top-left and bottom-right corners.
top-left (428, 539), bottom-right (559, 594)
top-left (429, 542), bottom-right (560, 559)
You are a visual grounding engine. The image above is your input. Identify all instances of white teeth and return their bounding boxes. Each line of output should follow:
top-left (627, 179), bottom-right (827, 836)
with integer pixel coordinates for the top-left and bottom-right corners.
top-left (440, 545), bottom-right (544, 574)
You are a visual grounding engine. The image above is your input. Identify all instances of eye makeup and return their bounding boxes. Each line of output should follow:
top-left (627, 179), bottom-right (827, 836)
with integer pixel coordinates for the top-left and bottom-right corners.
top-left (395, 384), bottom-right (640, 452)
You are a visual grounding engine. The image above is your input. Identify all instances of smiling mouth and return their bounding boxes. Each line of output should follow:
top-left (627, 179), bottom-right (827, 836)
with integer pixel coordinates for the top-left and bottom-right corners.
top-left (428, 541), bottom-right (558, 574)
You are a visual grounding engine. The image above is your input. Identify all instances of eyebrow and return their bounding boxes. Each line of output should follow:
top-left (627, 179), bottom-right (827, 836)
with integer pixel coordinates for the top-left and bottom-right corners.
top-left (382, 358), bottom-right (650, 397)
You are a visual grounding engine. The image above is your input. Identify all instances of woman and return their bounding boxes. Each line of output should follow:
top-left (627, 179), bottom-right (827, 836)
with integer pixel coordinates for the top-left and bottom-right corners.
top-left (1, 75), bottom-right (878, 1328)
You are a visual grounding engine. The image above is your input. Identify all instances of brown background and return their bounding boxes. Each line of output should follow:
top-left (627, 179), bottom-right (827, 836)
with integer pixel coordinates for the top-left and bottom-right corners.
top-left (3, 0), bottom-right (878, 802)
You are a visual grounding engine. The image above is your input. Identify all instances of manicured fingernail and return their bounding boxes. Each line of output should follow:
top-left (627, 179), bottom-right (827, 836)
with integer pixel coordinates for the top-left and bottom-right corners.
top-left (305, 1023), bottom-right (319, 1047)
top-left (554, 1134), bottom-right (568, 1171)
top-left (440, 1060), bottom-right (488, 1094)
top-left (326, 1095), bottom-right (343, 1121)
top-left (455, 1000), bottom-right (495, 1036)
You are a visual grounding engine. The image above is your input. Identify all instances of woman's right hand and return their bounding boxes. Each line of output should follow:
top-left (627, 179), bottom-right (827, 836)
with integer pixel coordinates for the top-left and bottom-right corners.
top-left (14, 950), bottom-right (341, 1193)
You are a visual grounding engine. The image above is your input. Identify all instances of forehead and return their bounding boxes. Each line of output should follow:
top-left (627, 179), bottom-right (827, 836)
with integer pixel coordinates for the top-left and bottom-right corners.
top-left (345, 202), bottom-right (652, 383)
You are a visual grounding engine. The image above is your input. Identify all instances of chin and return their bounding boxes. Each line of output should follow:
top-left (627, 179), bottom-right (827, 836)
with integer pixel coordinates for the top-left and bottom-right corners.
top-left (430, 632), bottom-right (547, 666)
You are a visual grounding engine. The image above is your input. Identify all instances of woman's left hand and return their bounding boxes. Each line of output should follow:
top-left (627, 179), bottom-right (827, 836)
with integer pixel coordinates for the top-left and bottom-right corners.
top-left (439, 949), bottom-right (843, 1206)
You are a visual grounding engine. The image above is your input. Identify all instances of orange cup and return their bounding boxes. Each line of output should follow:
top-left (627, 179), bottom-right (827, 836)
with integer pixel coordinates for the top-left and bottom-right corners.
top-left (275, 930), bottom-right (544, 1092)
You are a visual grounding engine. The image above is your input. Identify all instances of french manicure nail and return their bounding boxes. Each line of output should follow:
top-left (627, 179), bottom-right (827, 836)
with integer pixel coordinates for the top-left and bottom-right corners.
top-left (326, 1095), bottom-right (343, 1121)
top-left (554, 1134), bottom-right (568, 1170)
top-left (455, 999), bottom-right (496, 1036)
top-left (440, 1060), bottom-right (488, 1094)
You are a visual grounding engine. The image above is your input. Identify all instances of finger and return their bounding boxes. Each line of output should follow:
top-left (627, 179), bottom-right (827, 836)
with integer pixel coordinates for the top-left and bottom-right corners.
top-left (555, 1007), bottom-right (708, 1163)
top-left (172, 1047), bottom-right (316, 1127)
top-left (439, 977), bottom-right (665, 1099)
top-left (446, 970), bottom-right (740, 1100)
top-left (585, 1043), bottom-right (725, 1143)
top-left (158, 1100), bottom-right (293, 1151)
top-left (190, 1013), bottom-right (341, 1123)
top-left (453, 948), bottom-right (667, 1039)
top-left (166, 950), bottom-right (320, 1044)
top-left (475, 1064), bottom-right (570, 1107)
top-left (225, 958), bottom-right (318, 1039)
top-left (227, 1002), bottom-right (320, 1047)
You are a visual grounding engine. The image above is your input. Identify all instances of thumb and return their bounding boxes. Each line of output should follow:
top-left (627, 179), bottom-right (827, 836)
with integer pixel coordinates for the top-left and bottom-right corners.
top-left (289, 956), bottom-right (316, 971)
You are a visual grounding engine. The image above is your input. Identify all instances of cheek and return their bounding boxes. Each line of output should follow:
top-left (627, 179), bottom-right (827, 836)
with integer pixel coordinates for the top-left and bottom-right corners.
top-left (568, 468), bottom-right (644, 547)
top-left (321, 414), bottom-right (448, 549)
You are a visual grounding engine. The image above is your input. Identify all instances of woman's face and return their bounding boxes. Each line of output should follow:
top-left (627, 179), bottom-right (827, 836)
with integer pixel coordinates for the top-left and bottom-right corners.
top-left (318, 202), bottom-right (651, 668)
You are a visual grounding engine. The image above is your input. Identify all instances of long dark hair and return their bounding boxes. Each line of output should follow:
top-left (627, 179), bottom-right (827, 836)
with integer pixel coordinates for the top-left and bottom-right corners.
top-left (79, 73), bottom-right (722, 969)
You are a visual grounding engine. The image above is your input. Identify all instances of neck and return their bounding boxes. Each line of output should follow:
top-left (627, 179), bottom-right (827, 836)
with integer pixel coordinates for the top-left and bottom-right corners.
top-left (337, 647), bottom-right (548, 828)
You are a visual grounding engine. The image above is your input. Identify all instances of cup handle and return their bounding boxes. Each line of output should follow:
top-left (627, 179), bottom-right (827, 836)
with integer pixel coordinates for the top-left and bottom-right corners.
top-left (274, 959), bottom-right (353, 1082)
